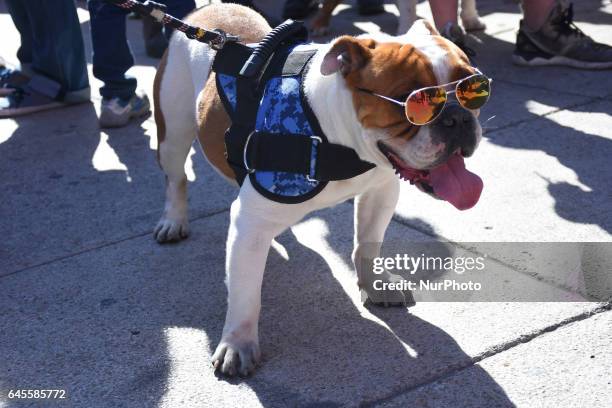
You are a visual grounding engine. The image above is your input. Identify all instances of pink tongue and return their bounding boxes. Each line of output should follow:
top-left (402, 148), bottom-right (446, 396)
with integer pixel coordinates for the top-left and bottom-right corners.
top-left (429, 154), bottom-right (483, 210)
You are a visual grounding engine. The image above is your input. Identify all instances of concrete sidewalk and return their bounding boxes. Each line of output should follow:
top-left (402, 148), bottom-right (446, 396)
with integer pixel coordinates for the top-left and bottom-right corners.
top-left (0, 0), bottom-right (611, 407)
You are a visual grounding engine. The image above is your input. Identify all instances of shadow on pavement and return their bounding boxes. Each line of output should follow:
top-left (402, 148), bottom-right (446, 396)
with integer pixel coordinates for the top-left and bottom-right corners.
top-left (0, 103), bottom-right (158, 273)
top-left (225, 209), bottom-right (516, 406)
top-left (1, 0), bottom-right (608, 405)
top-left (472, 31), bottom-right (612, 234)
top-left (0, 118), bottom-right (515, 406)
top-left (0, 202), bottom-right (514, 406)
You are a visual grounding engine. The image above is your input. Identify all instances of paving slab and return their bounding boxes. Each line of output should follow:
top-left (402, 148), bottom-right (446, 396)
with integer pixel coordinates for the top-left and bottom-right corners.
top-left (393, 100), bottom-right (612, 297)
top-left (0, 203), bottom-right (603, 407)
top-left (0, 105), bottom-right (235, 275)
top-left (0, 1), bottom-right (611, 407)
top-left (394, 99), bottom-right (612, 242)
top-left (0, 3), bottom-right (236, 275)
top-left (378, 310), bottom-right (612, 408)
top-left (476, 80), bottom-right (592, 133)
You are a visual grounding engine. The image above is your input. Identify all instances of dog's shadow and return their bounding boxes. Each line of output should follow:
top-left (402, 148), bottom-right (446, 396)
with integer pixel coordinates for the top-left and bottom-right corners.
top-left (220, 206), bottom-right (517, 406)
top-left (0, 139), bottom-right (514, 407)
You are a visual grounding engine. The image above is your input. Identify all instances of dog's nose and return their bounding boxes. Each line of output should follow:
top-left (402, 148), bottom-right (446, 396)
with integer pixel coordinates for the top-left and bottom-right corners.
top-left (435, 103), bottom-right (477, 157)
top-left (440, 103), bottom-right (473, 128)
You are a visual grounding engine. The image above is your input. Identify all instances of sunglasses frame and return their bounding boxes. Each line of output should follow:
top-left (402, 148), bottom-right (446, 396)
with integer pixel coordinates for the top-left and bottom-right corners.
top-left (358, 69), bottom-right (492, 126)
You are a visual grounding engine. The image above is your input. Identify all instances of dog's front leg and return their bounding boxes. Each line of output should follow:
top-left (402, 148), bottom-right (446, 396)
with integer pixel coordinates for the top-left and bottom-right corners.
top-left (212, 197), bottom-right (286, 377)
top-left (352, 176), bottom-right (412, 306)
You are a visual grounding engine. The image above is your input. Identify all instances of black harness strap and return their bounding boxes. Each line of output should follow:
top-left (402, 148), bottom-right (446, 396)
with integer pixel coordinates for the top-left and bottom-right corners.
top-left (220, 41), bottom-right (264, 185)
top-left (245, 132), bottom-right (375, 181)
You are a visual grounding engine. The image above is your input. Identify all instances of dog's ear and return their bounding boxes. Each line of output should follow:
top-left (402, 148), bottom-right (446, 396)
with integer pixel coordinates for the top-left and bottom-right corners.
top-left (320, 36), bottom-right (375, 76)
top-left (406, 19), bottom-right (440, 37)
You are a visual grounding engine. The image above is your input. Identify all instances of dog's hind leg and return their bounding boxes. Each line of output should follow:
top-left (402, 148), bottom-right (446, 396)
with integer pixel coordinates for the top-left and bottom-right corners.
top-left (352, 175), bottom-right (413, 306)
top-left (153, 39), bottom-right (201, 243)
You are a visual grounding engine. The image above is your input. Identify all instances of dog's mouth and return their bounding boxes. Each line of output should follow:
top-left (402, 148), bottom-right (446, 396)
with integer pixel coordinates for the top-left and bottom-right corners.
top-left (377, 141), bottom-right (483, 210)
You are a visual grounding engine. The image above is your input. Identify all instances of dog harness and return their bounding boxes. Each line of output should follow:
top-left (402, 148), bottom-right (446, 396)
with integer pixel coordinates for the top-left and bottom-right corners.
top-left (212, 22), bottom-right (375, 203)
top-left (101, 5), bottom-right (375, 203)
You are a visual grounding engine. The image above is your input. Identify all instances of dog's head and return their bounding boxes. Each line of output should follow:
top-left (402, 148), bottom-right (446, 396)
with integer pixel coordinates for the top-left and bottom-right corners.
top-left (320, 20), bottom-right (486, 210)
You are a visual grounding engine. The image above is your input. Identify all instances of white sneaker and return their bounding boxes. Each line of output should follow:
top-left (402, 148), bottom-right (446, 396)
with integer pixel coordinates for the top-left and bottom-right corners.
top-left (99, 89), bottom-right (150, 128)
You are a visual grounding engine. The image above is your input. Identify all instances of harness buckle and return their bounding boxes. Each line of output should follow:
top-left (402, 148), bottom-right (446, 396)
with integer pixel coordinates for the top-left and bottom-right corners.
top-left (306, 136), bottom-right (322, 182)
top-left (210, 29), bottom-right (239, 50)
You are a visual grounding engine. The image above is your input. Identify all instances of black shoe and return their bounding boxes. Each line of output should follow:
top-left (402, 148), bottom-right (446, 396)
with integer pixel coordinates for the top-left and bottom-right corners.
top-left (513, 0), bottom-right (612, 69)
top-left (440, 22), bottom-right (476, 59)
top-left (282, 0), bottom-right (318, 20)
top-left (358, 0), bottom-right (384, 16)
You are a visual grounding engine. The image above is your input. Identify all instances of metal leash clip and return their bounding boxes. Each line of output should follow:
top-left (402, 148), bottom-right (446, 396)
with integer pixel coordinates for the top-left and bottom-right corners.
top-left (210, 29), bottom-right (234, 51)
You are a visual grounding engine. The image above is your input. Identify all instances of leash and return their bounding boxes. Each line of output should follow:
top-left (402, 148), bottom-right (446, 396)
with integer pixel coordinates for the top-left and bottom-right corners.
top-left (104, 0), bottom-right (377, 200)
top-left (104, 0), bottom-right (239, 49)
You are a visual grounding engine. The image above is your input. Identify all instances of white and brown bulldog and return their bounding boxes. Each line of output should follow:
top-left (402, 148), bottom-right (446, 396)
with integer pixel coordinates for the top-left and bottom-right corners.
top-left (153, 3), bottom-right (485, 376)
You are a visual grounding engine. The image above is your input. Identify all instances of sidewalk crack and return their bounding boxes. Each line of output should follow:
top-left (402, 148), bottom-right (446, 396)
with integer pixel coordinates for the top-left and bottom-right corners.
top-left (0, 207), bottom-right (230, 280)
top-left (362, 304), bottom-right (611, 407)
top-left (388, 215), bottom-right (606, 300)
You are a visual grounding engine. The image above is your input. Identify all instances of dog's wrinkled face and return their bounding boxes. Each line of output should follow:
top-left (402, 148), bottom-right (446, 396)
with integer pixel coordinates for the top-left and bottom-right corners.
top-left (320, 20), bottom-right (484, 210)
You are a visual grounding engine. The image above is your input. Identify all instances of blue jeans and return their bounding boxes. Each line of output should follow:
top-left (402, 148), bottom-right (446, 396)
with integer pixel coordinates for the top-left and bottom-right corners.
top-left (6, 0), bottom-right (89, 101)
top-left (88, 0), bottom-right (195, 100)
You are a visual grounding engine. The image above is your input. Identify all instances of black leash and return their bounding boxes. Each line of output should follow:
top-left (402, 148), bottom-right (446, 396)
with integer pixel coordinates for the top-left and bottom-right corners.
top-left (104, 0), bottom-right (239, 49)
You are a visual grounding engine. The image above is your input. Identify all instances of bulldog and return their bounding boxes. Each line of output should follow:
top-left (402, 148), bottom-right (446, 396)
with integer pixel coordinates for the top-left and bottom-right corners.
top-left (153, 3), bottom-right (487, 376)
top-left (311, 0), bottom-right (486, 36)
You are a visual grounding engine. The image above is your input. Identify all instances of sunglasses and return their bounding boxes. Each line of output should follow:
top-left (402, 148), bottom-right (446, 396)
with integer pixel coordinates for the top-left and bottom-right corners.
top-left (358, 70), bottom-right (492, 126)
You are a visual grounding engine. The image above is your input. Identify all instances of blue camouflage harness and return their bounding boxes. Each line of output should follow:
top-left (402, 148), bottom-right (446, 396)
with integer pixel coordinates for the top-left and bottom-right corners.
top-left (212, 21), bottom-right (375, 204)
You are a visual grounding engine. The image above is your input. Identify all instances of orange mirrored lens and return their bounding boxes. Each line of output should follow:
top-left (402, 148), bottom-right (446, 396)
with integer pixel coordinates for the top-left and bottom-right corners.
top-left (456, 74), bottom-right (490, 110)
top-left (405, 87), bottom-right (447, 125)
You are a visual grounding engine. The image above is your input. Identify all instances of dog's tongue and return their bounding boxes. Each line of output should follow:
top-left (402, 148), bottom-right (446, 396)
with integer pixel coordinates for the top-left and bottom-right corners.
top-left (428, 154), bottom-right (483, 210)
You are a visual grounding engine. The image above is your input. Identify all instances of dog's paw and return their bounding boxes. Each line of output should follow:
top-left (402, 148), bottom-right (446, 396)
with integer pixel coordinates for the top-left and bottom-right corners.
top-left (462, 16), bottom-right (486, 32)
top-left (153, 216), bottom-right (189, 243)
top-left (361, 272), bottom-right (415, 307)
top-left (212, 339), bottom-right (261, 377)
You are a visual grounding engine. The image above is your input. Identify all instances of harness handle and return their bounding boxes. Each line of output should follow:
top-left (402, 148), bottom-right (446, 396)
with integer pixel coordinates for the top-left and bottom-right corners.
top-left (239, 19), bottom-right (307, 78)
